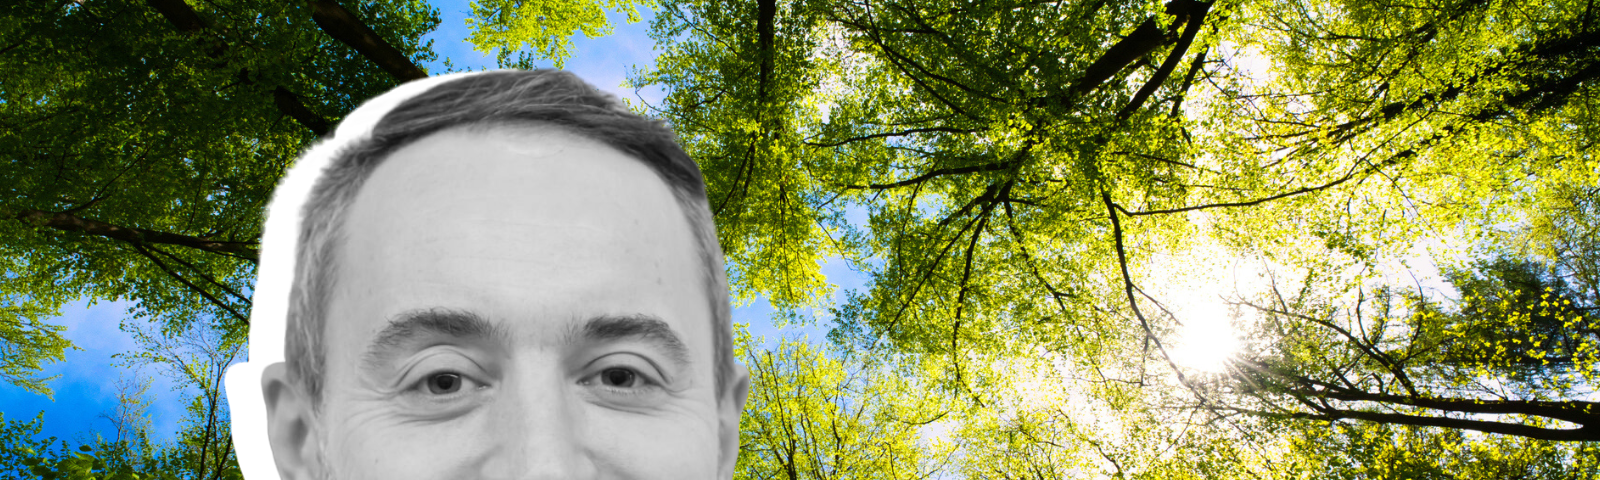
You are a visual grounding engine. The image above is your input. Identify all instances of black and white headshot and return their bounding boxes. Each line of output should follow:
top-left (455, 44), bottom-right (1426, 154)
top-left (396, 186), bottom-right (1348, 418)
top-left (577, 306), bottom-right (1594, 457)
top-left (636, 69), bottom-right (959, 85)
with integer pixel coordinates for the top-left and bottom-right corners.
top-left (227, 69), bottom-right (750, 480)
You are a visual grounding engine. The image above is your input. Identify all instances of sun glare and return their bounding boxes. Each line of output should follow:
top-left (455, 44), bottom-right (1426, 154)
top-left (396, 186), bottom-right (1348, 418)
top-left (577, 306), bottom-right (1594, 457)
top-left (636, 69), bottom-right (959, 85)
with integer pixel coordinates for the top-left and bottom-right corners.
top-left (1168, 300), bottom-right (1240, 373)
top-left (1149, 249), bottom-right (1268, 374)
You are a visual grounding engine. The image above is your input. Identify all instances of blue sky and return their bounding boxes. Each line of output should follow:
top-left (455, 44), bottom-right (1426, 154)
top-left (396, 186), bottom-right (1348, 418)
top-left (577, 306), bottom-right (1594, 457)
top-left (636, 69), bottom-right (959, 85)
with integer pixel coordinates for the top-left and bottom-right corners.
top-left (0, 298), bottom-right (192, 445)
top-left (1, 1), bottom-right (844, 447)
top-left (423, 3), bottom-right (667, 108)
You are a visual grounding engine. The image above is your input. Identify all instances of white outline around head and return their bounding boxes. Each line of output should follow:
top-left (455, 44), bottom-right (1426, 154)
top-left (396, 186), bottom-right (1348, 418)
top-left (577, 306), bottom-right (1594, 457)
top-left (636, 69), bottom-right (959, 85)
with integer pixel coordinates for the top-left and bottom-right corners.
top-left (222, 70), bottom-right (491, 480)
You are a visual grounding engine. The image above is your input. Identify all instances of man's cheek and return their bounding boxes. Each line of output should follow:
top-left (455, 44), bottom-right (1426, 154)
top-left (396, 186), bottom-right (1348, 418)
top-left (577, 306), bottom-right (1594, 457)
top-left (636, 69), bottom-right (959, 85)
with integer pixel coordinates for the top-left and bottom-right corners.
top-left (589, 408), bottom-right (721, 478)
top-left (328, 411), bottom-right (489, 480)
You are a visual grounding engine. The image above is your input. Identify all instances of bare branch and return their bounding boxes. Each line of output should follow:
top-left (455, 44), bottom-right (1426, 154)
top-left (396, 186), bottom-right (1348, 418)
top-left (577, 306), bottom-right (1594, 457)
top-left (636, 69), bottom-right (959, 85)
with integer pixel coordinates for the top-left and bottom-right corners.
top-left (845, 159), bottom-right (1021, 190)
top-left (1102, 192), bottom-right (1211, 406)
top-left (805, 127), bottom-right (979, 148)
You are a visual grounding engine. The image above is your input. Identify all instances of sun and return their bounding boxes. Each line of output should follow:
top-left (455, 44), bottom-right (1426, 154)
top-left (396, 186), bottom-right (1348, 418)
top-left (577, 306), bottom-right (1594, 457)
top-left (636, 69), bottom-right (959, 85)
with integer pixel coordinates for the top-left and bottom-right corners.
top-left (1168, 300), bottom-right (1241, 373)
top-left (1146, 251), bottom-right (1266, 374)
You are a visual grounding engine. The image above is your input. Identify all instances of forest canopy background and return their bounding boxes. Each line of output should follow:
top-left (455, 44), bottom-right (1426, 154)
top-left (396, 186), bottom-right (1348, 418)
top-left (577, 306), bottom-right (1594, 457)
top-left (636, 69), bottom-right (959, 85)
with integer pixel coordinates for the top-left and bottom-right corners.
top-left (1, 0), bottom-right (1598, 479)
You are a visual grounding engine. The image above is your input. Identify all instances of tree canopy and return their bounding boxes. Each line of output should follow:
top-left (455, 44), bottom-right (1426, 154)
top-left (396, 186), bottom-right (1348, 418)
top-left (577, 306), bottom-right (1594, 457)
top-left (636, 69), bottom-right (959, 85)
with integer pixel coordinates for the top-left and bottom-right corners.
top-left (4, 0), bottom-right (1599, 478)
top-left (628, 0), bottom-right (1600, 472)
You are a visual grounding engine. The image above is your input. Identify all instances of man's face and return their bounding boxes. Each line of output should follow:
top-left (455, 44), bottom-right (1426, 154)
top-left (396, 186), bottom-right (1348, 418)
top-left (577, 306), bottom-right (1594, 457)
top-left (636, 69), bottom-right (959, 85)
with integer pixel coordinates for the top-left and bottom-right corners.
top-left (304, 125), bottom-right (730, 479)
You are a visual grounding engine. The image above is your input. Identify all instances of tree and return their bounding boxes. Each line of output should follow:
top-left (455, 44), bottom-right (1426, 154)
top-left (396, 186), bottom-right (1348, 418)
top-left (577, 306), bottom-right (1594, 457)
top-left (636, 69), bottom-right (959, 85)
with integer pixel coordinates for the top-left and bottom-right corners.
top-left (935, 350), bottom-right (1274, 480)
top-left (0, 300), bottom-right (75, 396)
top-left (0, 0), bottom-right (442, 390)
top-left (1222, 264), bottom-right (1599, 441)
top-left (1, 1), bottom-right (665, 478)
top-left (1269, 420), bottom-right (1600, 479)
top-left (1207, 185), bottom-right (1600, 441)
top-left (1, 0), bottom-right (647, 398)
top-left (118, 318), bottom-right (245, 480)
top-left (0, 300), bottom-right (250, 480)
top-left (735, 331), bottom-right (953, 480)
top-left (8, 0), bottom-right (1600, 477)
top-left (464, 0), bottom-right (651, 68)
top-left (0, 419), bottom-right (152, 480)
top-left (640, 0), bottom-right (1600, 404)
top-left (636, 0), bottom-right (1600, 467)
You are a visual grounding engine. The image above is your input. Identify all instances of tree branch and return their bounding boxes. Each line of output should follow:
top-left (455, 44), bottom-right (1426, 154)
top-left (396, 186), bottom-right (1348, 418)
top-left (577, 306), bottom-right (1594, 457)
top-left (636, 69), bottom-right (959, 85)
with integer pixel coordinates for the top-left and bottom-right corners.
top-left (9, 208), bottom-right (259, 262)
top-left (878, 182), bottom-right (1004, 340)
top-left (1239, 297), bottom-right (1421, 397)
top-left (131, 245), bottom-right (250, 325)
top-left (144, 0), bottom-right (207, 32)
top-left (308, 0), bottom-right (428, 82)
top-left (142, 0), bottom-right (334, 135)
top-left (145, 244), bottom-right (255, 305)
top-left (804, 126), bottom-right (978, 148)
top-left (1222, 404), bottom-right (1599, 442)
top-left (1169, 48), bottom-right (1207, 118)
top-left (950, 181), bottom-right (1002, 398)
top-left (1326, 408), bottom-right (1598, 442)
top-left (845, 159), bottom-right (1020, 190)
top-left (273, 86), bottom-right (332, 136)
top-left (835, 13), bottom-right (984, 121)
top-left (1289, 381), bottom-right (1600, 427)
top-left (1102, 192), bottom-right (1210, 405)
top-left (1117, 1), bottom-right (1212, 120)
top-left (1122, 152), bottom-right (1407, 216)
top-left (1069, 18), bottom-right (1166, 99)
top-left (755, 0), bottom-right (776, 102)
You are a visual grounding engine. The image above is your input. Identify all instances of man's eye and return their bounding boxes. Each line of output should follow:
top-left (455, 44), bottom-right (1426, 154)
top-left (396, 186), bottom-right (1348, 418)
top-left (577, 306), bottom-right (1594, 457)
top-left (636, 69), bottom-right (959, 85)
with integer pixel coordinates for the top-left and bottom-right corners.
top-left (582, 366), bottom-right (658, 391)
top-left (428, 372), bottom-right (462, 394)
top-left (599, 367), bottom-right (638, 388)
top-left (416, 372), bottom-right (481, 395)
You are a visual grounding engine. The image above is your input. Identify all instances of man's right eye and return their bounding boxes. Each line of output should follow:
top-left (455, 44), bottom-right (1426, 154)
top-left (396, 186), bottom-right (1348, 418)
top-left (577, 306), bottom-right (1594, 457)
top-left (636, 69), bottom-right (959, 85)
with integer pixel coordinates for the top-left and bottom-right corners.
top-left (413, 371), bottom-right (485, 396)
top-left (427, 372), bottom-right (462, 394)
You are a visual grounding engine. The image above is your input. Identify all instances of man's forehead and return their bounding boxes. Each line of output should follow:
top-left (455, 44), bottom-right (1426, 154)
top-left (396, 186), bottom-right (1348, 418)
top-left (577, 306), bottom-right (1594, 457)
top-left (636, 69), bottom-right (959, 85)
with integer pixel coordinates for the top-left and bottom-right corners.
top-left (321, 116), bottom-right (715, 344)
top-left (359, 124), bottom-right (670, 208)
top-left (396, 122), bottom-right (634, 169)
top-left (328, 120), bottom-right (707, 316)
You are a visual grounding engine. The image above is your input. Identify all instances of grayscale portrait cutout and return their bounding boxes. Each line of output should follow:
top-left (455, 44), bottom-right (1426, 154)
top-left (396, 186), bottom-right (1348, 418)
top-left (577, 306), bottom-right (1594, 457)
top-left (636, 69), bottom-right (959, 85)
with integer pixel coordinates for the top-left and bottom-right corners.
top-left (223, 70), bottom-right (750, 480)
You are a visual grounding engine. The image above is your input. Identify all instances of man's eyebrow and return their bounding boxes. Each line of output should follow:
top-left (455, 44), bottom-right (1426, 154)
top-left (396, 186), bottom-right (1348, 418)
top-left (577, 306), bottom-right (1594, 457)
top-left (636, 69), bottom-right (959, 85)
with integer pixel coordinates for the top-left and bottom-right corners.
top-left (363, 308), bottom-right (505, 368)
top-left (579, 314), bottom-right (691, 367)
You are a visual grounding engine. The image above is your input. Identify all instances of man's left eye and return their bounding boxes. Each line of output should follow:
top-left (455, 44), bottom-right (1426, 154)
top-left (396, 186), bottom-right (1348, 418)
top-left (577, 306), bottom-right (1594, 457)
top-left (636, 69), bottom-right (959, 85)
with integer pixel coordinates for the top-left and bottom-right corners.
top-left (581, 365), bottom-right (659, 391)
top-left (598, 367), bottom-right (639, 387)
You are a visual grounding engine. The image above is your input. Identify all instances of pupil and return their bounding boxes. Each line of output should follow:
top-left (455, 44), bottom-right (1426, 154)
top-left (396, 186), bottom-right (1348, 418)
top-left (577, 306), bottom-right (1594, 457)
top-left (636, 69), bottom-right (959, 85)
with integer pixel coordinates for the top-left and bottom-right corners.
top-left (602, 368), bottom-right (635, 387)
top-left (430, 373), bottom-right (460, 393)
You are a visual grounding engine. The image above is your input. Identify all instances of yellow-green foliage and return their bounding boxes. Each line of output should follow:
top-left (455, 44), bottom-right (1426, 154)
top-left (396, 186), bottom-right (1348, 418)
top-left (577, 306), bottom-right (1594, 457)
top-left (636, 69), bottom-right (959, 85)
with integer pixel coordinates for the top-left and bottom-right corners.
top-left (465, 0), bottom-right (647, 68)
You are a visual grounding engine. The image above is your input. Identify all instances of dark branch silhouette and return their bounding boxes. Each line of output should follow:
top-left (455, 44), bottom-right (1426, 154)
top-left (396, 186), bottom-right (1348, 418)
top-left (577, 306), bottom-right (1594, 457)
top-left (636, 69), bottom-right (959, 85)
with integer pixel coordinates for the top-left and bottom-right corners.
top-left (10, 208), bottom-right (259, 261)
top-left (308, 0), bottom-right (428, 82)
top-left (141, 0), bottom-right (334, 136)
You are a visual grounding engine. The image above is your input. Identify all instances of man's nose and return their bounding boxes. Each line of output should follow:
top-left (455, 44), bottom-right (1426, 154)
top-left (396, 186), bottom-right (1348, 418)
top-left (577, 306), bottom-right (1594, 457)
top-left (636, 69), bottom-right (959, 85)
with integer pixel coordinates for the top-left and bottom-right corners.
top-left (478, 372), bottom-right (599, 480)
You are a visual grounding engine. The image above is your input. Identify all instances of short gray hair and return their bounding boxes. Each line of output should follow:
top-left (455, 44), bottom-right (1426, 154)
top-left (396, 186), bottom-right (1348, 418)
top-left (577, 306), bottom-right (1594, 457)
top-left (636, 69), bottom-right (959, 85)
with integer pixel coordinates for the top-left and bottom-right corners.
top-left (283, 70), bottom-right (732, 406)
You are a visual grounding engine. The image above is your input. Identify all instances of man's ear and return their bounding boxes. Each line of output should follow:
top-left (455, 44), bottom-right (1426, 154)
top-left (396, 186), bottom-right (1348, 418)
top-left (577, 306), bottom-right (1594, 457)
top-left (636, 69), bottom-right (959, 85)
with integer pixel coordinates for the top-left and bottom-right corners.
top-left (717, 362), bottom-right (751, 480)
top-left (261, 362), bottom-right (325, 480)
